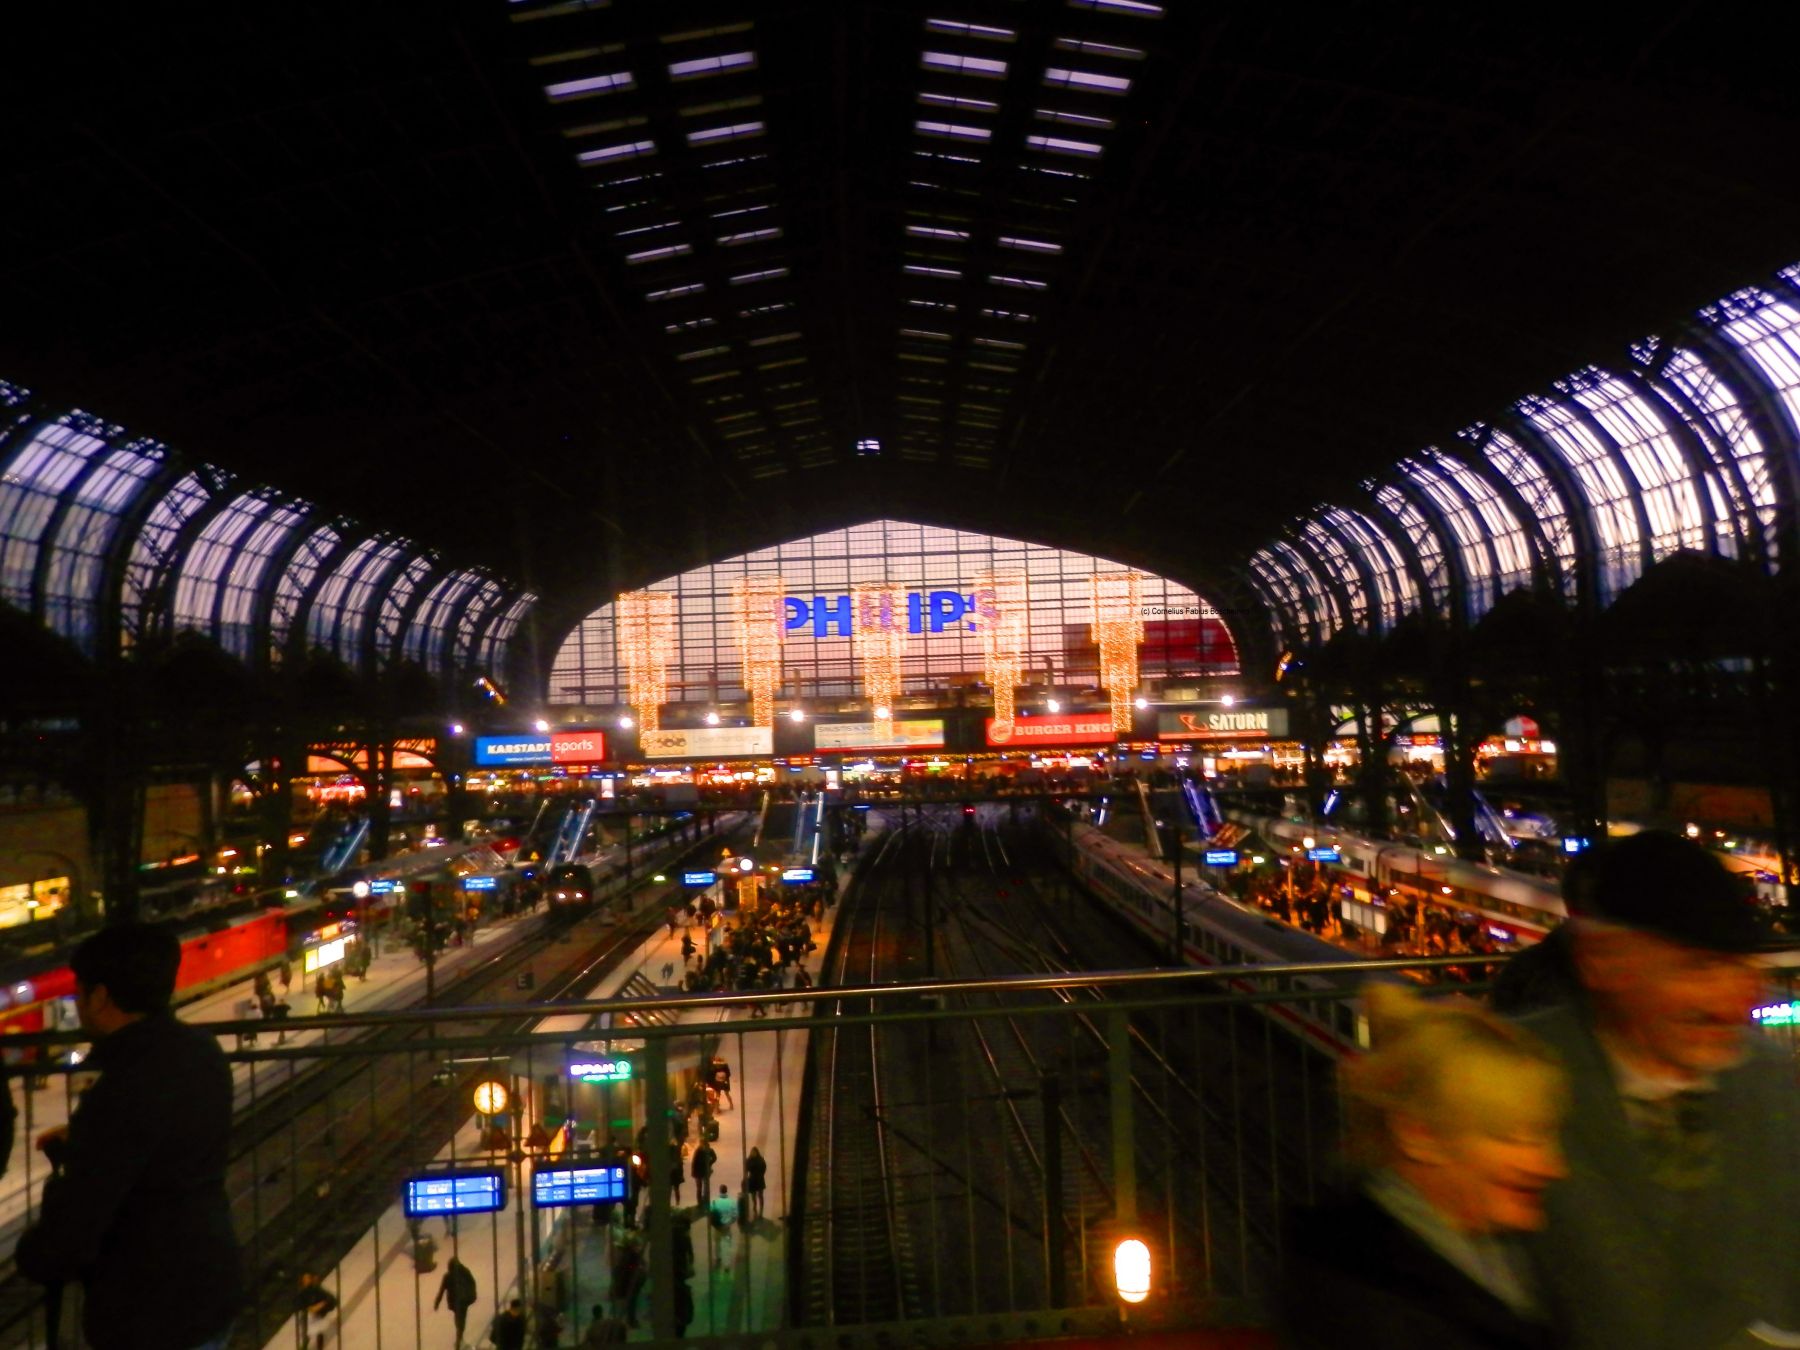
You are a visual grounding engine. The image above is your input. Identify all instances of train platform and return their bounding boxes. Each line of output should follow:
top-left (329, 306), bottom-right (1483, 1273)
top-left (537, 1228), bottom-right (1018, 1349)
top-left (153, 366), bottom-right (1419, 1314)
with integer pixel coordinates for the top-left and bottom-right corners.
top-left (256, 858), bottom-right (857, 1348)
top-left (0, 902), bottom-right (550, 1256)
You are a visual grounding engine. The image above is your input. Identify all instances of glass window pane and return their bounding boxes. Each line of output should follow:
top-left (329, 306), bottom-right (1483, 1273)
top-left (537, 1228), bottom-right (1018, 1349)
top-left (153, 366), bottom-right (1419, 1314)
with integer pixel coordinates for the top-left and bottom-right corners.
top-left (0, 421), bottom-right (107, 611)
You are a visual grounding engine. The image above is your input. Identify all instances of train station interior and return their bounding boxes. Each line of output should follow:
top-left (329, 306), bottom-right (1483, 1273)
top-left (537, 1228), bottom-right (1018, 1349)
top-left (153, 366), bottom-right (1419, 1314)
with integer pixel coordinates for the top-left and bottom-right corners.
top-left (3, 4), bottom-right (1800, 1349)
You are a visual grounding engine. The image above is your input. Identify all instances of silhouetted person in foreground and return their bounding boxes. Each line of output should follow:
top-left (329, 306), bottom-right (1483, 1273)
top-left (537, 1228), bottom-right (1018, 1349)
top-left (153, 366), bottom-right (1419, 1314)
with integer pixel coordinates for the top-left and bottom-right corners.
top-left (16, 922), bottom-right (242, 1350)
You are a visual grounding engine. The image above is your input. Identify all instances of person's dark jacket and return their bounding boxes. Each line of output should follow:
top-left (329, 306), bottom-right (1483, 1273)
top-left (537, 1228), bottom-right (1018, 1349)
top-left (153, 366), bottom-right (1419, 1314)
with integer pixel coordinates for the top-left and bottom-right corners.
top-left (491, 1307), bottom-right (528, 1350)
top-left (1488, 924), bottom-right (1582, 1016)
top-left (435, 1257), bottom-right (477, 1312)
top-left (15, 1013), bottom-right (242, 1350)
top-left (1277, 1189), bottom-right (1557, 1350)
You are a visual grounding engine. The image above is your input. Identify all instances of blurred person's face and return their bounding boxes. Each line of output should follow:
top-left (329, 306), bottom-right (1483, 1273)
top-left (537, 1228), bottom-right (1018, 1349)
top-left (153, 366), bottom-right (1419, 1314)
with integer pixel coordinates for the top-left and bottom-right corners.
top-left (1576, 926), bottom-right (1765, 1081)
top-left (1394, 1056), bottom-right (1567, 1233)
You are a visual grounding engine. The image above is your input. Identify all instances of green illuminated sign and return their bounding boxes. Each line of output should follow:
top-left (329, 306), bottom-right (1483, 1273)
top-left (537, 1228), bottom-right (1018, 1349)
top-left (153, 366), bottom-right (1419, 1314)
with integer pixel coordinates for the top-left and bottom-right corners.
top-left (1752, 1001), bottom-right (1800, 1027)
top-left (569, 1057), bottom-right (633, 1083)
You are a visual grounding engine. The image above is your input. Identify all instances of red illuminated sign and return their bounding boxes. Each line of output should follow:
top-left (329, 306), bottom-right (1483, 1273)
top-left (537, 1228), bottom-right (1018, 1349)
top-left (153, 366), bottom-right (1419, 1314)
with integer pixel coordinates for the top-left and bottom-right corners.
top-left (550, 731), bottom-right (606, 764)
top-left (985, 713), bottom-right (1117, 748)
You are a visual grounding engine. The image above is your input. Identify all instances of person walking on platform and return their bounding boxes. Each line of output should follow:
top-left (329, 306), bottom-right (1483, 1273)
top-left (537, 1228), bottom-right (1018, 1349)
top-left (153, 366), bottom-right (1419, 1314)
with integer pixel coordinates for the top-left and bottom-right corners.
top-left (16, 923), bottom-right (243, 1350)
top-left (433, 1255), bottom-right (478, 1348)
top-left (709, 1184), bottom-right (738, 1267)
top-left (1506, 831), bottom-right (1800, 1349)
top-left (709, 1056), bottom-right (734, 1112)
top-left (609, 1232), bottom-right (646, 1329)
top-left (744, 1145), bottom-right (768, 1221)
top-left (295, 1273), bottom-right (337, 1350)
top-left (692, 1138), bottom-right (717, 1201)
top-left (580, 1304), bottom-right (626, 1348)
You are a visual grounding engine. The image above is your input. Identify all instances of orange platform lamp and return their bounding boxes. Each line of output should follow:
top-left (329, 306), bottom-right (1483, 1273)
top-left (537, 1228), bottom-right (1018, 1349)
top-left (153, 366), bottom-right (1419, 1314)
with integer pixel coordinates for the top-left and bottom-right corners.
top-left (617, 588), bottom-right (676, 734)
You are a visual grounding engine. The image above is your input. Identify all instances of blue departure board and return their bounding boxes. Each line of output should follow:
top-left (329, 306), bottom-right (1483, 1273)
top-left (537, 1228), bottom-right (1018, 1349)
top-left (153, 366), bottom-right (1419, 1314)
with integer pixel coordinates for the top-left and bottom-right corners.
top-left (403, 1170), bottom-right (506, 1218)
top-left (532, 1162), bottom-right (629, 1208)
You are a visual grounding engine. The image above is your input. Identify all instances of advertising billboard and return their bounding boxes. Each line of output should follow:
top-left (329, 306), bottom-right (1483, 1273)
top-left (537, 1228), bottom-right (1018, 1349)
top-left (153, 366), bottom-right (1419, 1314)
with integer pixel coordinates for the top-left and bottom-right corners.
top-left (550, 730), bottom-right (606, 764)
top-left (813, 719), bottom-right (946, 752)
top-left (641, 726), bottom-right (774, 759)
top-left (474, 736), bottom-right (552, 766)
top-left (984, 712), bottom-right (1118, 748)
top-left (1156, 707), bottom-right (1290, 742)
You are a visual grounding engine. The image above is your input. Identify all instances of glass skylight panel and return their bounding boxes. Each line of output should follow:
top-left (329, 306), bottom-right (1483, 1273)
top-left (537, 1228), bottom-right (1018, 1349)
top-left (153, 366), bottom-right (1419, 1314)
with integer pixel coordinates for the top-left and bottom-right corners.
top-left (900, 327), bottom-right (953, 341)
top-left (1518, 393), bottom-right (1642, 597)
top-left (1068, 0), bottom-right (1165, 15)
top-left (1036, 108), bottom-right (1115, 128)
top-left (1052, 37), bottom-right (1147, 59)
top-left (727, 266), bottom-right (789, 284)
top-left (918, 93), bottom-right (1000, 112)
top-left (981, 307), bottom-right (1037, 322)
top-left (0, 421), bottom-right (106, 611)
top-left (1270, 541), bottom-right (1343, 635)
top-left (904, 264), bottom-right (963, 279)
top-left (1025, 134), bottom-right (1104, 157)
top-left (545, 71), bottom-right (634, 101)
top-left (698, 152), bottom-right (769, 171)
top-left (1043, 67), bottom-right (1133, 94)
top-left (1422, 450), bottom-right (1533, 600)
top-left (907, 224), bottom-right (971, 240)
top-left (1559, 370), bottom-right (1708, 555)
top-left (686, 121), bottom-right (764, 146)
top-left (924, 19), bottom-right (1017, 41)
top-left (1465, 426), bottom-right (1577, 598)
top-left (664, 317), bottom-right (717, 333)
top-left (614, 219), bottom-right (683, 238)
top-left (577, 140), bottom-right (656, 165)
top-left (988, 273), bottom-right (1048, 289)
top-left (676, 345), bottom-right (732, 362)
top-left (711, 203), bottom-right (772, 219)
top-left (716, 226), bottom-right (782, 245)
top-left (217, 503), bottom-right (305, 660)
top-left (920, 52), bottom-right (1009, 78)
top-left (908, 298), bottom-right (960, 311)
top-left (916, 120), bottom-right (992, 142)
top-left (480, 593), bottom-right (536, 672)
top-left (646, 282), bottom-right (706, 301)
top-left (1401, 457), bottom-right (1501, 620)
top-left (41, 442), bottom-right (163, 652)
top-left (668, 51), bottom-right (757, 80)
top-left (379, 555), bottom-right (437, 664)
top-left (173, 493), bottom-right (269, 641)
top-left (972, 336), bottom-right (1026, 350)
top-left (1704, 288), bottom-right (1800, 436)
top-left (1661, 346), bottom-right (1779, 555)
top-left (270, 524), bottom-right (341, 660)
top-left (747, 331), bottom-right (801, 348)
top-left (624, 243), bottom-right (693, 264)
top-left (1298, 519), bottom-right (1377, 629)
top-left (914, 149), bottom-right (983, 166)
top-left (1373, 484), bottom-right (1450, 617)
top-left (738, 300), bottom-right (794, 317)
top-left (998, 235), bottom-right (1063, 254)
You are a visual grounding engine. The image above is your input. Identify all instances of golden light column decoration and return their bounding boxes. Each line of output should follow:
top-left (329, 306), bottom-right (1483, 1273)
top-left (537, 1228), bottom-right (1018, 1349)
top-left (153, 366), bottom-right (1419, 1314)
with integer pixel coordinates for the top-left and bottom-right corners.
top-left (1091, 571), bottom-right (1145, 735)
top-left (732, 573), bottom-right (787, 729)
top-left (976, 569), bottom-right (1028, 740)
top-left (616, 588), bottom-right (676, 733)
top-left (852, 582), bottom-right (907, 743)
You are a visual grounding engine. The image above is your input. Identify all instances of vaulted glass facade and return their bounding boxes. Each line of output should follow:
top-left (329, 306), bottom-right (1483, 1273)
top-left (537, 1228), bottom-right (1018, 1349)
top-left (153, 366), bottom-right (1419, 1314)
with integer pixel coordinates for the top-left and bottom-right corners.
top-left (1248, 261), bottom-right (1798, 646)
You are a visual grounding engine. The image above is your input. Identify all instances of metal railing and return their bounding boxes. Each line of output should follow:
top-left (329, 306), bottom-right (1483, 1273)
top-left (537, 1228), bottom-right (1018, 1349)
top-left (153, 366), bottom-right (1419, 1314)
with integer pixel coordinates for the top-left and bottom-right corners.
top-left (0, 958), bottom-right (1794, 1350)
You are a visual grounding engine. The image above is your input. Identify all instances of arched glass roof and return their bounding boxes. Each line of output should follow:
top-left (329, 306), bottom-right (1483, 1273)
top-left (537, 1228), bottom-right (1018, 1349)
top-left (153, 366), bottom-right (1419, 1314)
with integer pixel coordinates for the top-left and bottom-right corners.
top-left (1246, 260), bottom-right (1800, 643)
top-left (0, 387), bottom-right (534, 677)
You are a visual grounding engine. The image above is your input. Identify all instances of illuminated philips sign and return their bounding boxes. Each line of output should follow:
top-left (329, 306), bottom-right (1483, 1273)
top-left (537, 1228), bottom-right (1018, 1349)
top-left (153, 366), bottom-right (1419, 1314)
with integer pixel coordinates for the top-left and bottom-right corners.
top-left (786, 589), bottom-right (990, 638)
top-left (569, 1058), bottom-right (633, 1083)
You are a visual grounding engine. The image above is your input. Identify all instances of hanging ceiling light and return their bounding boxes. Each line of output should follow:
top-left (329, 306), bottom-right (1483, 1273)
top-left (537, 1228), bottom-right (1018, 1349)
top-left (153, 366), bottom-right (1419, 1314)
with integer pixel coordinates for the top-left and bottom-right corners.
top-left (617, 588), bottom-right (676, 733)
top-left (1091, 571), bottom-right (1145, 736)
top-left (732, 573), bottom-right (786, 730)
top-left (977, 569), bottom-right (1027, 740)
top-left (853, 582), bottom-right (906, 744)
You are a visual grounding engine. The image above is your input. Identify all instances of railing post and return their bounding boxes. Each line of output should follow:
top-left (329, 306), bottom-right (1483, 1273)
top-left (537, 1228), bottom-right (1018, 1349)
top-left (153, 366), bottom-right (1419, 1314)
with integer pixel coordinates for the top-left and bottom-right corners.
top-left (1041, 1071), bottom-right (1067, 1306)
top-left (644, 1035), bottom-right (676, 1340)
top-left (1108, 1009), bottom-right (1136, 1225)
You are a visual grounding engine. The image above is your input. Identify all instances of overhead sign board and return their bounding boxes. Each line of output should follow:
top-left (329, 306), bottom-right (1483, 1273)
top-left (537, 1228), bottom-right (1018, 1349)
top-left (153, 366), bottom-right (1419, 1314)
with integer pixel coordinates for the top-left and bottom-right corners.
top-left (814, 719), bottom-right (947, 752)
top-left (681, 870), bottom-right (718, 888)
top-left (462, 875), bottom-right (497, 892)
top-left (781, 867), bottom-right (816, 883)
top-left (532, 1162), bottom-right (628, 1209)
top-left (1306, 846), bottom-right (1341, 863)
top-left (1203, 849), bottom-right (1240, 867)
top-left (1157, 708), bottom-right (1291, 742)
top-left (474, 736), bottom-right (553, 766)
top-left (985, 713), bottom-right (1118, 748)
top-left (641, 726), bottom-right (774, 760)
top-left (473, 730), bottom-right (607, 766)
top-left (368, 879), bottom-right (398, 894)
top-left (403, 1170), bottom-right (506, 1218)
top-left (568, 1057), bottom-right (633, 1083)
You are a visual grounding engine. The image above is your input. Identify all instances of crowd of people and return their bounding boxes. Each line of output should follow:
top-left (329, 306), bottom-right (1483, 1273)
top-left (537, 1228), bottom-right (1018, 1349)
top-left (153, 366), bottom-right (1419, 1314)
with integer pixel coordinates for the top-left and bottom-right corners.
top-left (675, 884), bottom-right (829, 1010)
top-left (1237, 869), bottom-right (1511, 968)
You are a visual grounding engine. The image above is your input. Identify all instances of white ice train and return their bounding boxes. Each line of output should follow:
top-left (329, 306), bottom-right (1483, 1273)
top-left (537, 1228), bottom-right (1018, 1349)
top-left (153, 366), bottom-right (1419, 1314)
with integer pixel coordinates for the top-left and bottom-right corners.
top-left (1058, 819), bottom-right (1373, 1057)
top-left (1226, 810), bottom-right (1568, 943)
